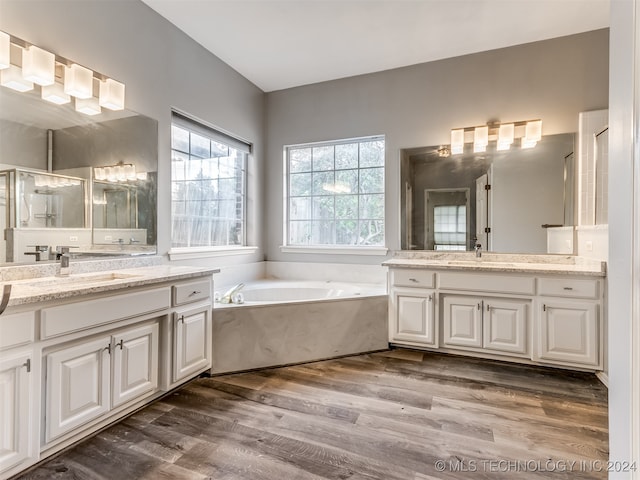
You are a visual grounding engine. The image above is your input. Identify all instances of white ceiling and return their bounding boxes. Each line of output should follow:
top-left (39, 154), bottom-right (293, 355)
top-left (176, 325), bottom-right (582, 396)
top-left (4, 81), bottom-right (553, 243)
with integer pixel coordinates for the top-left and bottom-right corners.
top-left (141, 0), bottom-right (610, 92)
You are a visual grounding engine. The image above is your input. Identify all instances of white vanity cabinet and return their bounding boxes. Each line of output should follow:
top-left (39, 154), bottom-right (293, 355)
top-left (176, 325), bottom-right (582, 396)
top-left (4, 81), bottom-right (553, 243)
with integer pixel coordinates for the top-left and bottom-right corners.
top-left (388, 269), bottom-right (437, 346)
top-left (535, 277), bottom-right (602, 367)
top-left (386, 264), bottom-right (604, 372)
top-left (442, 295), bottom-right (529, 356)
top-left (0, 311), bottom-right (39, 479)
top-left (45, 321), bottom-right (160, 442)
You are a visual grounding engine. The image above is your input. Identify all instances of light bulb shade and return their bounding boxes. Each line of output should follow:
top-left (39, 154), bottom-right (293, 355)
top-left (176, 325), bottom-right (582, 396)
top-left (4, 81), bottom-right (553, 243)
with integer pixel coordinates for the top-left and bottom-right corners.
top-left (99, 78), bottom-right (125, 110)
top-left (75, 96), bottom-right (101, 115)
top-left (451, 129), bottom-right (464, 155)
top-left (1, 65), bottom-right (34, 92)
top-left (41, 82), bottom-right (71, 104)
top-left (0, 31), bottom-right (10, 70)
top-left (64, 64), bottom-right (93, 99)
top-left (473, 126), bottom-right (489, 153)
top-left (497, 123), bottom-right (515, 151)
top-left (522, 120), bottom-right (542, 148)
top-left (22, 45), bottom-right (55, 86)
top-left (124, 164), bottom-right (136, 181)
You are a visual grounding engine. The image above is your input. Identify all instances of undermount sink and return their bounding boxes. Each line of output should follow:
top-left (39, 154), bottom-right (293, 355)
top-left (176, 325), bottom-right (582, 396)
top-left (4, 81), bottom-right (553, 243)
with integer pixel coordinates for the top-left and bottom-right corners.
top-left (17, 272), bottom-right (143, 288)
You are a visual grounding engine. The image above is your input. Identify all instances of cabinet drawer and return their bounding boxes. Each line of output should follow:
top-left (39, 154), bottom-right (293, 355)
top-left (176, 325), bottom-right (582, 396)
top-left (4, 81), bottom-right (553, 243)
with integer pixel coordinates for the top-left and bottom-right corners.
top-left (0, 311), bottom-right (35, 350)
top-left (390, 269), bottom-right (435, 288)
top-left (172, 278), bottom-right (211, 306)
top-left (538, 278), bottom-right (599, 299)
top-left (439, 271), bottom-right (535, 295)
top-left (41, 287), bottom-right (171, 339)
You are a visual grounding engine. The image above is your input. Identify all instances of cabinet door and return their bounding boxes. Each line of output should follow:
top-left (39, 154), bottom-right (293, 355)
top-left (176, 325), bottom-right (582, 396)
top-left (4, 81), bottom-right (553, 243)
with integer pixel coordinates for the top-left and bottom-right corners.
top-left (46, 336), bottom-right (111, 442)
top-left (390, 288), bottom-right (436, 345)
top-left (112, 323), bottom-right (159, 408)
top-left (0, 351), bottom-right (31, 475)
top-left (173, 305), bottom-right (211, 383)
top-left (442, 296), bottom-right (483, 348)
top-left (537, 299), bottom-right (599, 367)
top-left (483, 298), bottom-right (528, 355)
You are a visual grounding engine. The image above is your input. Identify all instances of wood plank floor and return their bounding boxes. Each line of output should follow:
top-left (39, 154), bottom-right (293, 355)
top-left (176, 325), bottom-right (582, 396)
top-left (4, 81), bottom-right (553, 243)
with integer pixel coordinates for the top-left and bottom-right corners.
top-left (17, 349), bottom-right (608, 480)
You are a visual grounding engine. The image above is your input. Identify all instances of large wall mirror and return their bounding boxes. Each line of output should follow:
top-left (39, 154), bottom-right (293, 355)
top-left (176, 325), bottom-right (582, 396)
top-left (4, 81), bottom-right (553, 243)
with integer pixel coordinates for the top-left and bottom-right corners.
top-left (0, 86), bottom-right (157, 264)
top-left (400, 133), bottom-right (575, 254)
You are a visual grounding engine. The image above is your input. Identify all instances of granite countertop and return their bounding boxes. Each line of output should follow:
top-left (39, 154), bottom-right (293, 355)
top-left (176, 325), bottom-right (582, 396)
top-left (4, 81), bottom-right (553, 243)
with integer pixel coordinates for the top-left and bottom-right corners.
top-left (382, 252), bottom-right (606, 277)
top-left (4, 265), bottom-right (219, 307)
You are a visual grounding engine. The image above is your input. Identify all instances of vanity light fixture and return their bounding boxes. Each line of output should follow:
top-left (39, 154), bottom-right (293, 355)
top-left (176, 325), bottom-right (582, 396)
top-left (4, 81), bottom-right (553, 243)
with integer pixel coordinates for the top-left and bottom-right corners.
top-left (22, 45), bottom-right (55, 86)
top-left (99, 78), bottom-right (125, 110)
top-left (522, 120), bottom-right (542, 148)
top-left (473, 126), bottom-right (489, 153)
top-left (497, 123), bottom-right (515, 151)
top-left (0, 31), bottom-right (126, 115)
top-left (94, 163), bottom-right (146, 183)
top-left (0, 31), bottom-right (11, 69)
top-left (64, 64), bottom-right (93, 99)
top-left (449, 119), bottom-right (542, 154)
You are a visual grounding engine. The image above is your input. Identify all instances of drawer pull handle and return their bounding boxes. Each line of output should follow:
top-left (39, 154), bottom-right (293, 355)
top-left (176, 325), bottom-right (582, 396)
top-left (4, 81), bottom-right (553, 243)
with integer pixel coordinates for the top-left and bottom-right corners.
top-left (189, 290), bottom-right (202, 297)
top-left (428, 295), bottom-right (432, 302)
top-left (116, 339), bottom-right (124, 350)
top-left (563, 287), bottom-right (574, 291)
top-left (22, 358), bottom-right (31, 373)
top-left (409, 278), bottom-right (419, 283)
top-left (477, 303), bottom-right (481, 310)
top-left (543, 304), bottom-right (547, 312)
top-left (486, 304), bottom-right (490, 312)
top-left (179, 315), bottom-right (185, 323)
top-left (104, 343), bottom-right (112, 355)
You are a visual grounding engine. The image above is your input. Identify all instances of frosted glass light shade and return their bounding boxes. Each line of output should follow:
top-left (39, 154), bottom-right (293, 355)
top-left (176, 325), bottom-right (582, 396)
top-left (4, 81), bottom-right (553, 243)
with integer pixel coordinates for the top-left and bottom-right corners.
top-left (99, 78), bottom-right (125, 110)
top-left (75, 96), bottom-right (101, 115)
top-left (0, 31), bottom-right (10, 70)
top-left (450, 129), bottom-right (464, 155)
top-left (1, 65), bottom-right (33, 92)
top-left (22, 45), bottom-right (55, 86)
top-left (473, 126), bottom-right (489, 153)
top-left (41, 82), bottom-right (70, 104)
top-left (64, 64), bottom-right (93, 99)
top-left (522, 120), bottom-right (542, 148)
top-left (497, 123), bottom-right (514, 151)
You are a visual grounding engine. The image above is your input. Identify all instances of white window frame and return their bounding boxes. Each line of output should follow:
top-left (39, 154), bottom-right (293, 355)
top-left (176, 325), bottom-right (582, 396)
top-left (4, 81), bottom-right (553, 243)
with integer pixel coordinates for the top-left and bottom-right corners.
top-left (281, 135), bottom-right (388, 256)
top-left (168, 111), bottom-right (256, 260)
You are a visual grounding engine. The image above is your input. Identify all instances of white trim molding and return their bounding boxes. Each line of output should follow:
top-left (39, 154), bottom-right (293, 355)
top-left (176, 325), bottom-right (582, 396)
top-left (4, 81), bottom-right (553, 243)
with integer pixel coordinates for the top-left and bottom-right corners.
top-left (168, 246), bottom-right (259, 261)
top-left (279, 245), bottom-right (389, 256)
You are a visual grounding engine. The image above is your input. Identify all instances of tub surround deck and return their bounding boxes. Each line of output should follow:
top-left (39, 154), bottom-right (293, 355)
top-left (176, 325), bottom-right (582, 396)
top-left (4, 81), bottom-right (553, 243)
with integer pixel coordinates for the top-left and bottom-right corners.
top-left (383, 251), bottom-right (606, 276)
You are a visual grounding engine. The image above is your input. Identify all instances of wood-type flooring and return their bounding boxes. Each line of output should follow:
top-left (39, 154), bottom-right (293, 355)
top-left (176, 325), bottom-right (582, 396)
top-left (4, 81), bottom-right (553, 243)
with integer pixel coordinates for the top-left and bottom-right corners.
top-left (17, 349), bottom-right (609, 479)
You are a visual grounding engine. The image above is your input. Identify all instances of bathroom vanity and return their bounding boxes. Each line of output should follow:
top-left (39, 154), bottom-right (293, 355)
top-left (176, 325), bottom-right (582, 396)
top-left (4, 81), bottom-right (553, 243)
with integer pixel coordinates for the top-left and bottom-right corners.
top-left (0, 263), bottom-right (216, 479)
top-left (384, 252), bottom-right (606, 371)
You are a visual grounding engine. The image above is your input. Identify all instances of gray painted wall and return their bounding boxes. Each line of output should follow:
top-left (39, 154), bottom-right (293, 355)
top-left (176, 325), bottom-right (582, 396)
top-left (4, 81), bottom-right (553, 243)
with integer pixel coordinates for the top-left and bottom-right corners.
top-left (0, 0), bottom-right (265, 267)
top-left (265, 29), bottom-right (609, 263)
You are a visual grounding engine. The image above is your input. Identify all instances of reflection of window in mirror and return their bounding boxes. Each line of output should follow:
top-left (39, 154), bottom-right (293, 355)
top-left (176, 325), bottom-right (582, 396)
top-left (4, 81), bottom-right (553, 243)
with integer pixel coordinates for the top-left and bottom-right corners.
top-left (433, 205), bottom-right (467, 251)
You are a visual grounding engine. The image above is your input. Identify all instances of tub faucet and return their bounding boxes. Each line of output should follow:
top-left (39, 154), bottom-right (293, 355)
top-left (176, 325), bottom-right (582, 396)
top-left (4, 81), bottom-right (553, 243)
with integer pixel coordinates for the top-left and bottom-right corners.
top-left (475, 243), bottom-right (482, 258)
top-left (221, 283), bottom-right (245, 304)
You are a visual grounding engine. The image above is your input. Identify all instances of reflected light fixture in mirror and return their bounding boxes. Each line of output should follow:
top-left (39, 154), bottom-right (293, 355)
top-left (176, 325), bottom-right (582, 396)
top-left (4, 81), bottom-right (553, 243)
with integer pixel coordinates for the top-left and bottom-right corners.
top-left (451, 129), bottom-right (464, 154)
top-left (0, 31), bottom-right (125, 116)
top-left (497, 123), bottom-right (514, 151)
top-left (522, 120), bottom-right (542, 148)
top-left (473, 126), bottom-right (489, 153)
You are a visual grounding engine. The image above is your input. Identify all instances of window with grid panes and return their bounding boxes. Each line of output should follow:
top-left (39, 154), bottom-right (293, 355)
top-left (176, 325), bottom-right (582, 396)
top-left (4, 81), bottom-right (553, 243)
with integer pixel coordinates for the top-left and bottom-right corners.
top-left (286, 136), bottom-right (385, 246)
top-left (171, 113), bottom-right (248, 248)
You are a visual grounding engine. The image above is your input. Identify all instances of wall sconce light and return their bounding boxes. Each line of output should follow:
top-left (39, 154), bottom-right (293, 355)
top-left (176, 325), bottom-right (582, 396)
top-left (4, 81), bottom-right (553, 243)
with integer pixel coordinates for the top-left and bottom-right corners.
top-left (522, 120), bottom-right (542, 148)
top-left (450, 119), bottom-right (542, 154)
top-left (22, 45), bottom-right (55, 86)
top-left (0, 30), bottom-right (126, 116)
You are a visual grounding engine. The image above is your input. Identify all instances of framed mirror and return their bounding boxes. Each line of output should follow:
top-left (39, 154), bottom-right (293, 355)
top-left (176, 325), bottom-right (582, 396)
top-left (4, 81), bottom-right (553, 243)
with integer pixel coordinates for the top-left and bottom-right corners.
top-left (400, 133), bottom-right (575, 254)
top-left (0, 84), bottom-right (158, 264)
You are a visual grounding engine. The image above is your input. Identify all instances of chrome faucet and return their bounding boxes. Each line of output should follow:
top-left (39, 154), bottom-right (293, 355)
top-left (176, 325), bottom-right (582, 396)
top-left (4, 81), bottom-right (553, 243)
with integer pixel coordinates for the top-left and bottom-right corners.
top-left (24, 245), bottom-right (50, 262)
top-left (475, 243), bottom-right (482, 258)
top-left (56, 246), bottom-right (75, 276)
top-left (221, 283), bottom-right (245, 304)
